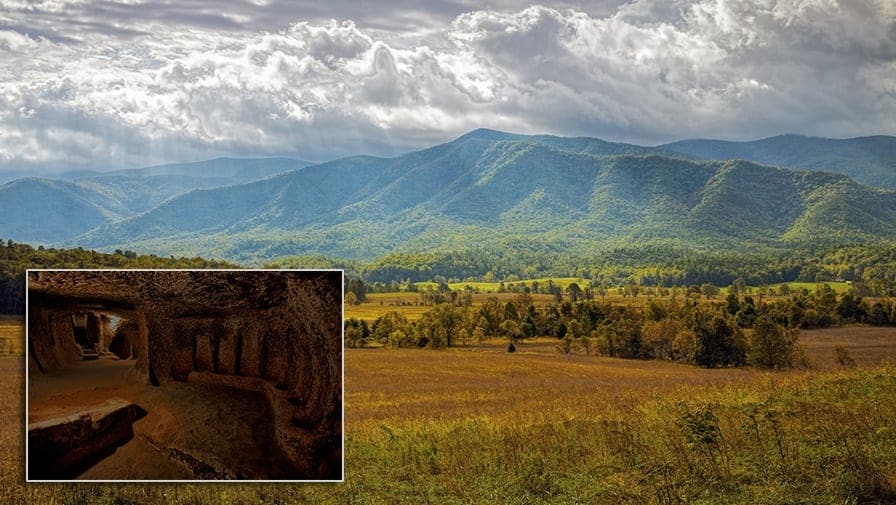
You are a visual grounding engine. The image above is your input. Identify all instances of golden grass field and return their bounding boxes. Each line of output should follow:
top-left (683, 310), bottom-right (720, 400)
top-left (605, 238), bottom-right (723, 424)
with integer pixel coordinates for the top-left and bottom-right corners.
top-left (2, 319), bottom-right (895, 503)
top-left (0, 315), bottom-right (23, 356)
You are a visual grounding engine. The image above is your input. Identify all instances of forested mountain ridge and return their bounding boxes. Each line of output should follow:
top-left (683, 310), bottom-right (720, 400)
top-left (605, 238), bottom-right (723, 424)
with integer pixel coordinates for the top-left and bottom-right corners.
top-left (0, 178), bottom-right (130, 243)
top-left (70, 130), bottom-right (896, 262)
top-left (661, 134), bottom-right (896, 189)
top-left (0, 157), bottom-right (311, 243)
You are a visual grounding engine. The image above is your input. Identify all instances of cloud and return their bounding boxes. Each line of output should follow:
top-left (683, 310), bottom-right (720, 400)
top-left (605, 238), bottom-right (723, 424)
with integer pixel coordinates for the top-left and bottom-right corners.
top-left (0, 0), bottom-right (893, 170)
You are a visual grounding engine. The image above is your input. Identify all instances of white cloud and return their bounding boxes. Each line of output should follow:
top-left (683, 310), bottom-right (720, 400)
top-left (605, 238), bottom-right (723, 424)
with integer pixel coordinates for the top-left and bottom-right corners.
top-left (0, 1), bottom-right (893, 170)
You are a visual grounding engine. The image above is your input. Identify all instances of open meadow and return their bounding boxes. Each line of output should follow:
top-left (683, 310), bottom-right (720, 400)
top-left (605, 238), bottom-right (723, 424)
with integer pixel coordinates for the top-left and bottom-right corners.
top-left (0, 316), bottom-right (23, 356)
top-left (2, 317), bottom-right (895, 503)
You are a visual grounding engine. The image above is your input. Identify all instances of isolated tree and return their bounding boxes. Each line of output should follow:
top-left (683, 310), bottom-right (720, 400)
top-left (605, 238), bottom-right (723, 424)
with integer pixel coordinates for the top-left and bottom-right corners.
top-left (725, 293), bottom-right (740, 315)
top-left (747, 315), bottom-right (799, 369)
top-left (566, 282), bottom-right (582, 302)
top-left (499, 319), bottom-right (521, 350)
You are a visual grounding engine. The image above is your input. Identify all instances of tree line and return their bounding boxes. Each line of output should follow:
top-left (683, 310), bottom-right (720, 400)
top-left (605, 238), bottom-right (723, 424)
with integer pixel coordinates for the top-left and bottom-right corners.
top-left (345, 284), bottom-right (896, 369)
top-left (359, 242), bottom-right (896, 296)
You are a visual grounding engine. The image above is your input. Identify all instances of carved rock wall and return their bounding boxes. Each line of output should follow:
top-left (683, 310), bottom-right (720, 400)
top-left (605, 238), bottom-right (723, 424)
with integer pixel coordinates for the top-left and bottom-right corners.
top-left (28, 306), bottom-right (81, 373)
top-left (28, 270), bottom-right (342, 479)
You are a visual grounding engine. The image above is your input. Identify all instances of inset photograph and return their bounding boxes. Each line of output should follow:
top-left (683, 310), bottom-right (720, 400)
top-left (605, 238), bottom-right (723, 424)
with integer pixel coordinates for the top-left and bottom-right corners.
top-left (26, 269), bottom-right (343, 482)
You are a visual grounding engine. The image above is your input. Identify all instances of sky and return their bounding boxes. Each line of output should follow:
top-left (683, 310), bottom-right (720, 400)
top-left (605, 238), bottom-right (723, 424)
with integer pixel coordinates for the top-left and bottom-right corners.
top-left (1, 0), bottom-right (894, 171)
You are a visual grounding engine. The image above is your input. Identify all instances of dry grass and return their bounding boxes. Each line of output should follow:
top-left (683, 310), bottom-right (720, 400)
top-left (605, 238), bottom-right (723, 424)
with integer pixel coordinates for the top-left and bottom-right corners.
top-left (800, 326), bottom-right (896, 368)
top-left (345, 338), bottom-right (757, 426)
top-left (0, 315), bottom-right (23, 356)
top-left (3, 319), bottom-right (896, 503)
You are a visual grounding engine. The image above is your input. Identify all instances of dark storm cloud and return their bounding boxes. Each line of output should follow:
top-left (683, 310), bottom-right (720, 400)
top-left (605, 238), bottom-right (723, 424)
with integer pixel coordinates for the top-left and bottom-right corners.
top-left (0, 0), bottom-right (893, 171)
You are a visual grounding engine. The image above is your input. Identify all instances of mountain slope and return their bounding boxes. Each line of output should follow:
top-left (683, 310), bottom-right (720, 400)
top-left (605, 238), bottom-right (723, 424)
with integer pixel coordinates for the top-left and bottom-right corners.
top-left (661, 134), bottom-right (896, 189)
top-left (0, 157), bottom-right (314, 243)
top-left (100, 157), bottom-right (312, 180)
top-left (74, 132), bottom-right (896, 262)
top-left (0, 178), bottom-right (130, 243)
top-left (74, 157), bottom-right (313, 213)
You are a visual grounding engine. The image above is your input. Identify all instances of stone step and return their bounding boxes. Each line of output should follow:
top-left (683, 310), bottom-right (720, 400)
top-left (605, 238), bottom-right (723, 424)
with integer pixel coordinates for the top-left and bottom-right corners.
top-left (76, 344), bottom-right (100, 360)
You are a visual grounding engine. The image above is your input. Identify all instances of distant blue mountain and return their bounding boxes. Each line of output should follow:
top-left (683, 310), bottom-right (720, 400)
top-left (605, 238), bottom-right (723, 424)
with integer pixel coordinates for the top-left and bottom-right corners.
top-left (0, 157), bottom-right (310, 243)
top-left (661, 134), bottom-right (896, 189)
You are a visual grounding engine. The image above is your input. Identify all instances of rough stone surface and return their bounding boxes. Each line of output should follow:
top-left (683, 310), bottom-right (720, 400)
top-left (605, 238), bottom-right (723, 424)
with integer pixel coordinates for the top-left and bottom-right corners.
top-left (217, 321), bottom-right (238, 375)
top-left (239, 323), bottom-right (262, 377)
top-left (109, 319), bottom-right (139, 360)
top-left (27, 270), bottom-right (342, 479)
top-left (29, 310), bottom-right (80, 373)
top-left (28, 398), bottom-right (147, 480)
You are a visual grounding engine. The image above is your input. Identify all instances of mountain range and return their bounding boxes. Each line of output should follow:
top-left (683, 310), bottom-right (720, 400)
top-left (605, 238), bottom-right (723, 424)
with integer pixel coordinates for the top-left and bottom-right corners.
top-left (0, 157), bottom-right (310, 243)
top-left (1, 129), bottom-right (894, 263)
top-left (661, 134), bottom-right (896, 189)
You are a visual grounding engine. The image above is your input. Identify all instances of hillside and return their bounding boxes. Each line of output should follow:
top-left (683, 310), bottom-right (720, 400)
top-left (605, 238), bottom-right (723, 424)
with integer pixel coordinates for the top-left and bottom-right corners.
top-left (73, 157), bottom-right (313, 213)
top-left (0, 157), bottom-right (311, 242)
top-left (94, 156), bottom-right (312, 180)
top-left (662, 134), bottom-right (896, 189)
top-left (0, 178), bottom-right (130, 243)
top-left (73, 130), bottom-right (896, 262)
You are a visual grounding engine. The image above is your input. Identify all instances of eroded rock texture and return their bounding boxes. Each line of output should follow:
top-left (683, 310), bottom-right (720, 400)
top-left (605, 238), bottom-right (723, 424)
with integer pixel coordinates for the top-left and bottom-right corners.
top-left (28, 399), bottom-right (148, 480)
top-left (28, 270), bottom-right (342, 479)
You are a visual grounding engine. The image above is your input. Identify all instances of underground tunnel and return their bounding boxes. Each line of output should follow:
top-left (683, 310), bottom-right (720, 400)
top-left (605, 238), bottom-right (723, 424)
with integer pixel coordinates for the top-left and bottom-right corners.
top-left (26, 269), bottom-right (343, 481)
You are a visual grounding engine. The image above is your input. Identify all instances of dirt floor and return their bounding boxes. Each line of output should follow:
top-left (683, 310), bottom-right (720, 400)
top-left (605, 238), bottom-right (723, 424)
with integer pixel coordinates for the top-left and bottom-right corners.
top-left (28, 356), bottom-right (294, 480)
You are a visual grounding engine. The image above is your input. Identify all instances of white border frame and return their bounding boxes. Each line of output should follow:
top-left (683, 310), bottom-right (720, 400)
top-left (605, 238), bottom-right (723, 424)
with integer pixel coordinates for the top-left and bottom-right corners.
top-left (25, 268), bottom-right (345, 483)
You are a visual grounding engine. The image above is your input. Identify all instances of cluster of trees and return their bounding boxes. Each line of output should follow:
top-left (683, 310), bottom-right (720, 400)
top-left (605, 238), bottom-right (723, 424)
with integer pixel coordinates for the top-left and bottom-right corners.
top-left (724, 284), bottom-right (896, 329)
top-left (0, 240), bottom-right (234, 314)
top-left (346, 285), bottom-right (895, 369)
